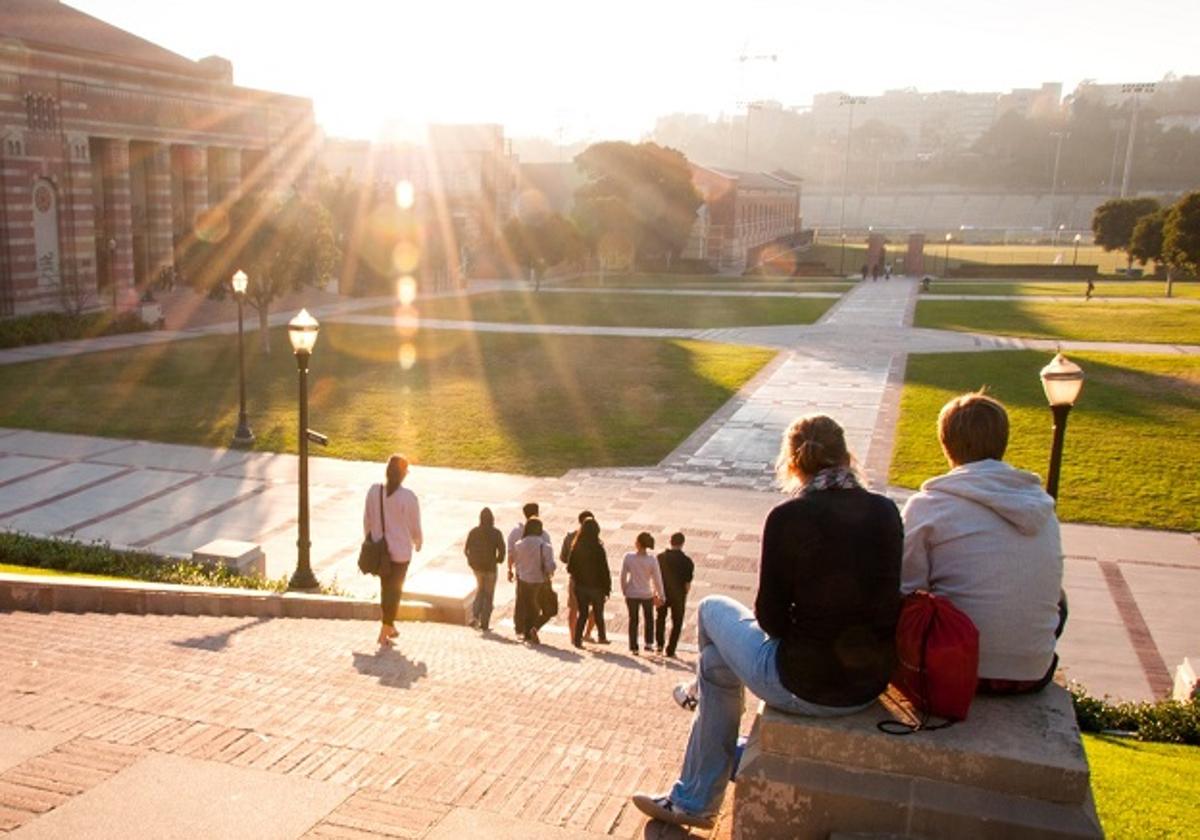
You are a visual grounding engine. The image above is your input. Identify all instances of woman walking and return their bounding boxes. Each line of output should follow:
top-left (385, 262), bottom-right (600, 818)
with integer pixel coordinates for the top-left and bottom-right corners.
top-left (510, 518), bottom-right (555, 645)
top-left (363, 454), bottom-right (423, 648)
top-left (567, 517), bottom-right (611, 648)
top-left (621, 532), bottom-right (665, 655)
top-left (464, 507), bottom-right (505, 632)
top-left (631, 415), bottom-right (902, 829)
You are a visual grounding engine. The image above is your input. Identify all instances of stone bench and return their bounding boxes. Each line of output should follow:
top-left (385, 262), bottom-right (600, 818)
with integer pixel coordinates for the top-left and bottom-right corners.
top-left (732, 684), bottom-right (1102, 839)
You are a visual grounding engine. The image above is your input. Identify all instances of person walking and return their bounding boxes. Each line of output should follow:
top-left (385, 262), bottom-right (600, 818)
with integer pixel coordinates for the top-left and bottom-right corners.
top-left (655, 532), bottom-right (694, 658)
top-left (508, 502), bottom-right (550, 558)
top-left (567, 517), bottom-right (611, 648)
top-left (510, 518), bottom-right (556, 644)
top-left (631, 415), bottom-right (902, 829)
top-left (860, 263), bottom-right (869, 282)
top-left (464, 507), bottom-right (505, 632)
top-left (363, 454), bottom-right (423, 649)
top-left (561, 510), bottom-right (597, 642)
top-left (622, 532), bottom-right (665, 655)
top-left (871, 262), bottom-right (881, 282)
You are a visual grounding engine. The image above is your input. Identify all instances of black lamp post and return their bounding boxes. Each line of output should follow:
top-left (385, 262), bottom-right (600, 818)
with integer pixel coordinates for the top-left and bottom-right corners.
top-left (1039, 353), bottom-right (1085, 500)
top-left (1072, 233), bottom-right (1082, 266)
top-left (943, 233), bottom-right (952, 277)
top-left (839, 233), bottom-right (847, 276)
top-left (288, 308), bottom-right (321, 592)
top-left (230, 270), bottom-right (255, 448)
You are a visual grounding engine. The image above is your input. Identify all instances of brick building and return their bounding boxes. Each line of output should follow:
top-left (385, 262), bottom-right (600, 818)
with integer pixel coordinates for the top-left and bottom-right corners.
top-left (1, 0), bottom-right (316, 317)
top-left (686, 165), bottom-right (801, 272)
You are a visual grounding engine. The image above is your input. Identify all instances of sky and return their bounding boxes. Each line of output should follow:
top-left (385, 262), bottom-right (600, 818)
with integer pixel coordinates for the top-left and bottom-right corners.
top-left (71, 0), bottom-right (1200, 143)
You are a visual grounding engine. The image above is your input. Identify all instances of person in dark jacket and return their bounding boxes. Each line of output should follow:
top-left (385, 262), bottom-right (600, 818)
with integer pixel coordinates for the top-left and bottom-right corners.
top-left (561, 510), bottom-right (597, 642)
top-left (567, 517), bottom-right (611, 648)
top-left (632, 414), bottom-right (902, 830)
top-left (654, 532), bottom-right (694, 658)
top-left (464, 507), bottom-right (505, 632)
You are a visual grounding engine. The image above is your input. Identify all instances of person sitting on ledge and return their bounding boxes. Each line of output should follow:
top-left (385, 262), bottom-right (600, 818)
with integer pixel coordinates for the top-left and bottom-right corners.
top-left (631, 415), bottom-right (902, 830)
top-left (901, 391), bottom-right (1065, 694)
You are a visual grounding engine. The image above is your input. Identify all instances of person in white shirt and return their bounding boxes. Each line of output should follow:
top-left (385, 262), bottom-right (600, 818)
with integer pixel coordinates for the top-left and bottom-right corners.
top-left (507, 501), bottom-right (551, 561)
top-left (510, 518), bottom-right (556, 644)
top-left (621, 532), bottom-right (665, 654)
top-left (363, 454), bottom-right (422, 648)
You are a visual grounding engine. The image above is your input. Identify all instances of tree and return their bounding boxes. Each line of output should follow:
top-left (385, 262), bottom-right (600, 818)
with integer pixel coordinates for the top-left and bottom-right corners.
top-left (1092, 198), bottom-right (1161, 269)
top-left (187, 191), bottom-right (339, 353)
top-left (1129, 207), bottom-right (1167, 268)
top-left (1163, 191), bottom-right (1200, 298)
top-left (573, 142), bottom-right (702, 269)
top-left (503, 212), bottom-right (583, 290)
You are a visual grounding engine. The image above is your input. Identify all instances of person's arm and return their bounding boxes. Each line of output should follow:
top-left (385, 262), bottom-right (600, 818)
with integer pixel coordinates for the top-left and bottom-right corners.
top-left (409, 492), bottom-right (422, 552)
top-left (651, 559), bottom-right (666, 606)
top-left (495, 530), bottom-right (506, 566)
top-left (754, 506), bottom-right (794, 638)
top-left (542, 542), bottom-right (556, 578)
top-left (363, 485), bottom-right (374, 539)
top-left (683, 554), bottom-right (694, 595)
top-left (900, 496), bottom-right (932, 594)
top-left (600, 546), bottom-right (611, 596)
top-left (620, 555), bottom-right (631, 596)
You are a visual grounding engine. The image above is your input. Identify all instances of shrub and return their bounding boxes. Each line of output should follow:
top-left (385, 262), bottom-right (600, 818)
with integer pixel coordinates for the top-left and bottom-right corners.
top-left (1071, 683), bottom-right (1200, 745)
top-left (0, 310), bottom-right (149, 350)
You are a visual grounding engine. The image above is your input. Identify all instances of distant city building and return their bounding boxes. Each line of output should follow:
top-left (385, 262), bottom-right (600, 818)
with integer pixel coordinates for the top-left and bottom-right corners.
top-left (686, 165), bottom-right (801, 272)
top-left (0, 0), bottom-right (316, 317)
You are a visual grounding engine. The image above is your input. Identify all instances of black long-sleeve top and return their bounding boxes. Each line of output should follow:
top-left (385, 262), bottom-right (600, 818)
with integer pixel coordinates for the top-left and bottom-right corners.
top-left (464, 525), bottom-right (505, 572)
top-left (567, 541), bottom-right (611, 596)
top-left (755, 487), bottom-right (903, 707)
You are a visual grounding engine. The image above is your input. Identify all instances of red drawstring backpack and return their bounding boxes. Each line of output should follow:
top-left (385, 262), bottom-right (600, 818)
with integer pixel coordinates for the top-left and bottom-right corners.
top-left (881, 590), bottom-right (980, 733)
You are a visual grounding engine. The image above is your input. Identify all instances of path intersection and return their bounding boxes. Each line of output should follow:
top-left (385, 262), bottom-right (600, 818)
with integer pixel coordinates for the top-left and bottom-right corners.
top-left (0, 276), bottom-right (1197, 837)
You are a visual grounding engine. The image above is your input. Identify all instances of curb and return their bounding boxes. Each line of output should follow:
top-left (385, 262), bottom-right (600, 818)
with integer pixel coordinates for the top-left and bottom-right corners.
top-left (0, 573), bottom-right (461, 625)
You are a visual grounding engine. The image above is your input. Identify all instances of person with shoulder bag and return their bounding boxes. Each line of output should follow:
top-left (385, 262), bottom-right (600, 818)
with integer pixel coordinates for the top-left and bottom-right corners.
top-left (509, 517), bottom-right (555, 645)
top-left (362, 454), bottom-right (423, 648)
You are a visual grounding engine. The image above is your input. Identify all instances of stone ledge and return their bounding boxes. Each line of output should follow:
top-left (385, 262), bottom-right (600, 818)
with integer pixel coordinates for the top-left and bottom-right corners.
top-left (0, 573), bottom-right (436, 623)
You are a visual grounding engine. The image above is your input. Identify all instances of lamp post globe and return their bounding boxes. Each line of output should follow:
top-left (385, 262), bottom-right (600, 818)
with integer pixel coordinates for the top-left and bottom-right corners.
top-left (230, 270), bottom-right (254, 448)
top-left (288, 308), bottom-right (321, 592)
top-left (1073, 233), bottom-right (1082, 266)
top-left (1039, 353), bottom-right (1085, 500)
top-left (943, 233), bottom-right (952, 276)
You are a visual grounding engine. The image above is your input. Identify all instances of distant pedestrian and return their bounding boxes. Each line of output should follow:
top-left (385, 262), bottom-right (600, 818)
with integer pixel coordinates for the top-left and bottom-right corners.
top-left (655, 532), bottom-right (694, 658)
top-left (363, 454), bottom-right (422, 649)
top-left (464, 507), bottom-right (505, 632)
top-left (1085, 279), bottom-right (1095, 301)
top-left (561, 510), bottom-right (598, 642)
top-left (508, 502), bottom-right (550, 560)
top-left (860, 263), bottom-right (869, 282)
top-left (871, 263), bottom-right (881, 282)
top-left (885, 262), bottom-right (893, 280)
top-left (622, 532), bottom-right (665, 654)
top-left (510, 518), bottom-right (556, 644)
top-left (567, 517), bottom-right (612, 648)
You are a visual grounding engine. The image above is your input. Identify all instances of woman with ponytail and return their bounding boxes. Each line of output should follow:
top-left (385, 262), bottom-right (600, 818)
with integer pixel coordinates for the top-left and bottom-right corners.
top-left (362, 454), bottom-right (423, 648)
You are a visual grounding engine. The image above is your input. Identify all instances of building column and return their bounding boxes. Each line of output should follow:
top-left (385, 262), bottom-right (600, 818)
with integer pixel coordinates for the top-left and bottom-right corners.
top-left (176, 144), bottom-right (209, 233)
top-left (100, 138), bottom-right (136, 310)
top-left (211, 146), bottom-right (241, 205)
top-left (144, 143), bottom-right (174, 283)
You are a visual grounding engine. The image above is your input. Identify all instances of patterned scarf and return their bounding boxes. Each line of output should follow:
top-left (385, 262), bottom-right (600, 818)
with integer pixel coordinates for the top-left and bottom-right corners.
top-left (802, 466), bottom-right (862, 493)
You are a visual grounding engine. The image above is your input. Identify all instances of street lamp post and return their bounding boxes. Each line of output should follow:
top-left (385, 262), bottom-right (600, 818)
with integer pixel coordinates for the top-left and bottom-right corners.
top-left (1119, 83), bottom-right (1156, 198)
top-left (943, 233), bottom-right (952, 276)
top-left (230, 270), bottom-right (255, 448)
top-left (839, 233), bottom-right (847, 276)
top-left (1073, 233), bottom-right (1082, 266)
top-left (288, 308), bottom-right (321, 592)
top-left (838, 95), bottom-right (867, 237)
top-left (1039, 353), bottom-right (1085, 500)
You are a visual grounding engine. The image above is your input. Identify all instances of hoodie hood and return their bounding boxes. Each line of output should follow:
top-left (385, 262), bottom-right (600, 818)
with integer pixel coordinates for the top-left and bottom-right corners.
top-left (919, 459), bottom-right (1055, 535)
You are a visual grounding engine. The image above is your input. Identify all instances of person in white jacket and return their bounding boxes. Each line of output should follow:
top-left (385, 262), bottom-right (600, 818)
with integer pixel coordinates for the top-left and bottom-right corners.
top-left (901, 392), bottom-right (1065, 693)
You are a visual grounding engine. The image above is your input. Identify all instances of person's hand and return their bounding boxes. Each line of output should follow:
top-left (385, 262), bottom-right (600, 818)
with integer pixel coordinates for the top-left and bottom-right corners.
top-left (507, 570), bottom-right (514, 583)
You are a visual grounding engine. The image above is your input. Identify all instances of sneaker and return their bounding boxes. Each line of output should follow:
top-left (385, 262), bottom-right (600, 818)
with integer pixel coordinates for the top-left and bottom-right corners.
top-left (672, 682), bottom-right (698, 711)
top-left (527, 628), bottom-right (540, 645)
top-left (631, 793), bottom-right (714, 829)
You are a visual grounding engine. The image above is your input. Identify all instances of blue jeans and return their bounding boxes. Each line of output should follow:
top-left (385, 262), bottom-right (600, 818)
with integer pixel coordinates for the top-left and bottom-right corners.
top-left (472, 570), bottom-right (497, 630)
top-left (668, 595), bottom-right (875, 818)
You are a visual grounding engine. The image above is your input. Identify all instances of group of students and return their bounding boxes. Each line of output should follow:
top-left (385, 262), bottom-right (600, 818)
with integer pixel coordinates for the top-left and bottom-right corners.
top-left (463, 503), bottom-right (695, 654)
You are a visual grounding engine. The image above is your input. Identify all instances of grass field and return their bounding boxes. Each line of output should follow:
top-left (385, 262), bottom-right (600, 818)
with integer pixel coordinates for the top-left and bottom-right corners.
top-left (926, 281), bottom-right (1200, 300)
top-left (809, 241), bottom-right (1162, 276)
top-left (890, 351), bottom-right (1200, 531)
top-left (385, 290), bottom-right (837, 328)
top-left (1086, 734), bottom-right (1199, 839)
top-left (0, 325), bottom-right (773, 475)
top-left (914, 300), bottom-right (1200, 345)
top-left (557, 274), bottom-right (853, 292)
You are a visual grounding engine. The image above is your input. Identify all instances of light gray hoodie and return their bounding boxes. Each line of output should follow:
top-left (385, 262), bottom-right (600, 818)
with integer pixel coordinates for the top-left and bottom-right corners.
top-left (901, 459), bottom-right (1063, 681)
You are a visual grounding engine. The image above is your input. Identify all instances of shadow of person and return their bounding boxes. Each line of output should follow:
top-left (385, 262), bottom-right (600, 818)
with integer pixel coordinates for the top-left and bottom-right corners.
top-left (173, 616), bottom-right (272, 652)
top-left (351, 649), bottom-right (428, 689)
top-left (639, 818), bottom-right (708, 838)
top-left (528, 642), bottom-right (584, 664)
top-left (480, 629), bottom-right (521, 646)
top-left (590, 648), bottom-right (653, 673)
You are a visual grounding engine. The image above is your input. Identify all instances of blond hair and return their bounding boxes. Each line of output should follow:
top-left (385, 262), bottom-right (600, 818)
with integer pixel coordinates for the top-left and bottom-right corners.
top-left (775, 415), bottom-right (852, 492)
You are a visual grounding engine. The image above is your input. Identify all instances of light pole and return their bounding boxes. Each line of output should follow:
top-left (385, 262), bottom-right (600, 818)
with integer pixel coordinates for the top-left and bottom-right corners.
top-left (1049, 131), bottom-right (1067, 229)
top-left (230, 270), bottom-right (254, 448)
top-left (288, 308), bottom-right (321, 592)
top-left (943, 233), bottom-right (952, 276)
top-left (839, 232), bottom-right (847, 276)
top-left (1072, 233), bottom-right (1082, 266)
top-left (1039, 353), bottom-right (1085, 500)
top-left (1119, 83), bottom-right (1156, 198)
top-left (838, 95), bottom-right (867, 236)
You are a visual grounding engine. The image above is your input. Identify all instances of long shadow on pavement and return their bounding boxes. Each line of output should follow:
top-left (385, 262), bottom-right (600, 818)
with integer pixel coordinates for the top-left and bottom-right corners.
top-left (173, 616), bottom-right (272, 652)
top-left (351, 649), bottom-right (428, 689)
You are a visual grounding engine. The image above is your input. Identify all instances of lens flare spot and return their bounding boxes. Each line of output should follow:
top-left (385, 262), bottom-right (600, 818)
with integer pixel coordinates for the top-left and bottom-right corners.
top-left (395, 180), bottom-right (415, 210)
top-left (393, 240), bottom-right (420, 274)
top-left (399, 342), bottom-right (417, 370)
top-left (396, 275), bottom-right (417, 306)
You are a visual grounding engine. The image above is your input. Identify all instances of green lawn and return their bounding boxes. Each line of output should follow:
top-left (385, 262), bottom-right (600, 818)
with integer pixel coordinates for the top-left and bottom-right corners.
top-left (810, 241), bottom-right (1162, 275)
top-left (557, 274), bottom-right (853, 293)
top-left (890, 351), bottom-right (1200, 531)
top-left (384, 290), bottom-right (836, 328)
top-left (927, 281), bottom-right (1200, 300)
top-left (0, 325), bottom-right (773, 475)
top-left (1086, 734), bottom-right (1199, 839)
top-left (915, 300), bottom-right (1200, 345)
